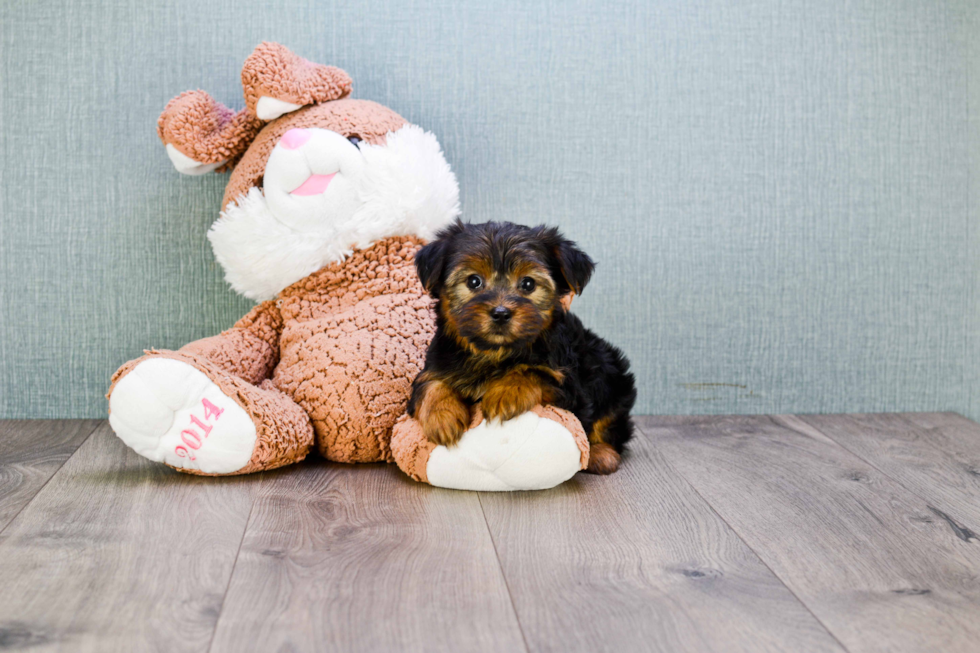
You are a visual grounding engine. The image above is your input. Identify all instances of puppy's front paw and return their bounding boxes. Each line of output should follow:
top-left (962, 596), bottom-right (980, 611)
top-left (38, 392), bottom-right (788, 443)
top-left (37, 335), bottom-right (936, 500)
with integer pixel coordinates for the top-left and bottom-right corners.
top-left (419, 395), bottom-right (470, 447)
top-left (481, 374), bottom-right (542, 423)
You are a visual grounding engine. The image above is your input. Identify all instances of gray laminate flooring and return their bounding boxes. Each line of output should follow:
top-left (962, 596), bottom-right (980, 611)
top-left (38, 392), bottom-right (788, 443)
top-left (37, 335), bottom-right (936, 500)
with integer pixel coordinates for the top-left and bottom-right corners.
top-left (2, 413), bottom-right (978, 652)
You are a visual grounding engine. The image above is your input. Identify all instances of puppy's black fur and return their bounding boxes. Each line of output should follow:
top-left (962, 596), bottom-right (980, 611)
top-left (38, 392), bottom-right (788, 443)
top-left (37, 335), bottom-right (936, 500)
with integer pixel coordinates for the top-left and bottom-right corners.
top-left (408, 220), bottom-right (636, 474)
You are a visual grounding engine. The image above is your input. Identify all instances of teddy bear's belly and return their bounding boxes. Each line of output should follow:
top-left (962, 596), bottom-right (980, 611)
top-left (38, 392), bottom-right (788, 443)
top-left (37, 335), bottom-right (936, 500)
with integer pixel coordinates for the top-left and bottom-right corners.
top-left (272, 293), bottom-right (436, 463)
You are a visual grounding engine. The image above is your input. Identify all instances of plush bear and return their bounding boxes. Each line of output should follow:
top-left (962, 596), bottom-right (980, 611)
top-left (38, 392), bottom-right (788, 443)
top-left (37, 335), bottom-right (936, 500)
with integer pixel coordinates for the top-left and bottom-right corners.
top-left (107, 43), bottom-right (589, 490)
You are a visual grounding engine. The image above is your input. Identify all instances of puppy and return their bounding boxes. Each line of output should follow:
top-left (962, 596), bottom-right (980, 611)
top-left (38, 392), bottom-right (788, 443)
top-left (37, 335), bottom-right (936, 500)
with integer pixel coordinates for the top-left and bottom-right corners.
top-left (408, 220), bottom-right (636, 474)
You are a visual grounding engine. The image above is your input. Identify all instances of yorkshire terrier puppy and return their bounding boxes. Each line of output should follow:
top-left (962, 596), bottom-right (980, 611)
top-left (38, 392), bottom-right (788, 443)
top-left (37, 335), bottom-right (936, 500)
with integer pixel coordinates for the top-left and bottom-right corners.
top-left (408, 220), bottom-right (636, 474)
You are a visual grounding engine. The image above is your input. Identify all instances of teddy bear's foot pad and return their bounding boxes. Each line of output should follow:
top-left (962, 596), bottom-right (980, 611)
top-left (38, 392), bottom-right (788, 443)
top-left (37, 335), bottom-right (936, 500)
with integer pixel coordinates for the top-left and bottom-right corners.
top-left (108, 358), bottom-right (257, 474)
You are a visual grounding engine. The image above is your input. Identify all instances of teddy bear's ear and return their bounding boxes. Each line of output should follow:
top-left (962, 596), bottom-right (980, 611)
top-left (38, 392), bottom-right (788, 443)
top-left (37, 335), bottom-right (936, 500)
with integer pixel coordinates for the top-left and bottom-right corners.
top-left (241, 42), bottom-right (353, 121)
top-left (157, 90), bottom-right (263, 175)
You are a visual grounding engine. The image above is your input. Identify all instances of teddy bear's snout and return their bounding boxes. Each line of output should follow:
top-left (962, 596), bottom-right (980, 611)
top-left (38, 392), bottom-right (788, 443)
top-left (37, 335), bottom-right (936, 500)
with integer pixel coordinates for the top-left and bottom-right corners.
top-left (266, 128), bottom-right (364, 192)
top-left (258, 127), bottom-right (367, 231)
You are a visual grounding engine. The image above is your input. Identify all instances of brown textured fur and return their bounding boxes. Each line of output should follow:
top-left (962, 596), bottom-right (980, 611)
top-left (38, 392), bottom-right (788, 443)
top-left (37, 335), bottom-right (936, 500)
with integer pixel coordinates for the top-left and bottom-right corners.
top-left (240, 42), bottom-right (352, 115)
top-left (157, 90), bottom-right (264, 170)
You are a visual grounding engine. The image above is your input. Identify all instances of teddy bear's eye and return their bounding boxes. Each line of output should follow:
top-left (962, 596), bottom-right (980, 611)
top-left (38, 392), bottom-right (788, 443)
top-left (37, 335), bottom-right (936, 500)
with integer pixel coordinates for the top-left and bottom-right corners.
top-left (466, 275), bottom-right (483, 290)
top-left (520, 277), bottom-right (536, 293)
top-left (347, 135), bottom-right (361, 149)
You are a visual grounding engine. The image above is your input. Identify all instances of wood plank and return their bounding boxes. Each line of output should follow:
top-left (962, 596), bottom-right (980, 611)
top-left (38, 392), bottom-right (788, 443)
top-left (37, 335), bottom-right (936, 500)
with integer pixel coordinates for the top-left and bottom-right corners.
top-left (641, 415), bottom-right (980, 653)
top-left (798, 412), bottom-right (980, 533)
top-left (479, 429), bottom-right (845, 653)
top-left (0, 419), bottom-right (101, 532)
top-left (0, 423), bottom-right (259, 653)
top-left (208, 461), bottom-right (527, 653)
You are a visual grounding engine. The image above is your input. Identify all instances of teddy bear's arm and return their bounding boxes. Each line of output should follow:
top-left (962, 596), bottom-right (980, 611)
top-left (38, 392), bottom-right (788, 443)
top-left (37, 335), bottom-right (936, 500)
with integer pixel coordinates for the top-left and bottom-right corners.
top-left (391, 405), bottom-right (589, 490)
top-left (178, 300), bottom-right (283, 385)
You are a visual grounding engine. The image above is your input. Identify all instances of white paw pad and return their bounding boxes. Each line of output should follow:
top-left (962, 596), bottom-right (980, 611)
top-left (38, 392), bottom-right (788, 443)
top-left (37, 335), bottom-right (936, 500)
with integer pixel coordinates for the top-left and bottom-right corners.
top-left (108, 358), bottom-right (256, 474)
top-left (426, 411), bottom-right (582, 491)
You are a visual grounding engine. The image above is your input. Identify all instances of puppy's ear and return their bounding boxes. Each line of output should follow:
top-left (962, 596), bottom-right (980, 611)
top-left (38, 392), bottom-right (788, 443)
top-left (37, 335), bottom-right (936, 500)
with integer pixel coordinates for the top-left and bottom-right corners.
top-left (536, 226), bottom-right (595, 296)
top-left (414, 240), bottom-right (449, 297)
top-left (415, 219), bottom-right (465, 298)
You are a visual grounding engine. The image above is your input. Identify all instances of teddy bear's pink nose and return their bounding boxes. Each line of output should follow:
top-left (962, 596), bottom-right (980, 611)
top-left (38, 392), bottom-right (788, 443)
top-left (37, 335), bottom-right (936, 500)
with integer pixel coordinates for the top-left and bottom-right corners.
top-left (279, 128), bottom-right (311, 150)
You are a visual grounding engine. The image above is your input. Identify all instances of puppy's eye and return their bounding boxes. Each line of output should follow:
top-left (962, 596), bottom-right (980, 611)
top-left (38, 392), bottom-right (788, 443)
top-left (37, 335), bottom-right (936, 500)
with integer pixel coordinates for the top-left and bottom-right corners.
top-left (348, 135), bottom-right (362, 149)
top-left (466, 275), bottom-right (483, 290)
top-left (520, 277), bottom-right (536, 293)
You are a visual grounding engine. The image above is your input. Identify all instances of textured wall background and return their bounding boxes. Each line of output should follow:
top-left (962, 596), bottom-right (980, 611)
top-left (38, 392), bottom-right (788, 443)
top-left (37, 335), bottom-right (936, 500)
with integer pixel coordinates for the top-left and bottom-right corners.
top-left (1, 0), bottom-right (978, 419)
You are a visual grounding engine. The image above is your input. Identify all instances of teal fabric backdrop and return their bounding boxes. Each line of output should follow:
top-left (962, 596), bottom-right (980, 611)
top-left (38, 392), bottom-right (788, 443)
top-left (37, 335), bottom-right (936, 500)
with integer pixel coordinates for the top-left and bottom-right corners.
top-left (1, 0), bottom-right (978, 419)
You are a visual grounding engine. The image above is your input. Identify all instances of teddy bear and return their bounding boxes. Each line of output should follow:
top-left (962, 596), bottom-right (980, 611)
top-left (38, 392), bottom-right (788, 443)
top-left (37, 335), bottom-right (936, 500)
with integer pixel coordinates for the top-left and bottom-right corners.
top-left (106, 42), bottom-right (589, 490)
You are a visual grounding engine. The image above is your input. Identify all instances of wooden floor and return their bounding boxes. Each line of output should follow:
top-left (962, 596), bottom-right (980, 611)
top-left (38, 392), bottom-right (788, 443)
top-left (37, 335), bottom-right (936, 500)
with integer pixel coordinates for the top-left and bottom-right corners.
top-left (2, 414), bottom-right (980, 652)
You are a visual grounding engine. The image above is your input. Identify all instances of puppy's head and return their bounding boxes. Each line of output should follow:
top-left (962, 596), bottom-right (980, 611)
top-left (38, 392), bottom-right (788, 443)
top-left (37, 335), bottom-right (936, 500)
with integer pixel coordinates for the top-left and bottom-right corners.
top-left (415, 220), bottom-right (595, 351)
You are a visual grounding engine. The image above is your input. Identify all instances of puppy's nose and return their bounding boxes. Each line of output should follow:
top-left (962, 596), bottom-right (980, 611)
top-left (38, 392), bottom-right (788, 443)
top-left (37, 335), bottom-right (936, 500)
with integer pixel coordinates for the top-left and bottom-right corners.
top-left (490, 306), bottom-right (513, 324)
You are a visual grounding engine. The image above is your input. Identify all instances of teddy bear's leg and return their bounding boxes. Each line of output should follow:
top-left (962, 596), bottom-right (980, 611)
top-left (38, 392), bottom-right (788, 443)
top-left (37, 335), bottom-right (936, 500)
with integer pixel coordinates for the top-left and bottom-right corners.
top-left (108, 351), bottom-right (313, 476)
top-left (107, 299), bottom-right (312, 475)
top-left (391, 406), bottom-right (590, 491)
